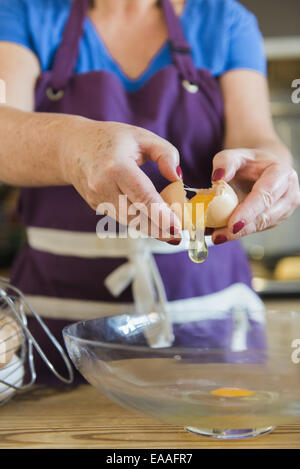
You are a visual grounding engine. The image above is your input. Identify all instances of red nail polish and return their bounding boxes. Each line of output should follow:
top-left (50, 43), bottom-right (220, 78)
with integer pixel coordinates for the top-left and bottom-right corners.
top-left (212, 168), bottom-right (225, 182)
top-left (167, 239), bottom-right (181, 245)
top-left (169, 225), bottom-right (180, 236)
top-left (205, 227), bottom-right (214, 236)
top-left (233, 221), bottom-right (245, 235)
top-left (214, 235), bottom-right (227, 245)
top-left (176, 166), bottom-right (183, 180)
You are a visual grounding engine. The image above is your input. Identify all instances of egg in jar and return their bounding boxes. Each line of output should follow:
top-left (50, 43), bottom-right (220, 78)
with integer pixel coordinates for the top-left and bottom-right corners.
top-left (160, 180), bottom-right (239, 263)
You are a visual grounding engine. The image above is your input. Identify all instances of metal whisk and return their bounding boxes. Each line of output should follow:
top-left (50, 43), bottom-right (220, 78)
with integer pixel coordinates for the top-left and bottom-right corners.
top-left (0, 277), bottom-right (74, 405)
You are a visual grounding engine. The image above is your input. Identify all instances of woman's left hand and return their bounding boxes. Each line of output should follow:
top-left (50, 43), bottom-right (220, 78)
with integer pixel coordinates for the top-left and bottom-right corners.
top-left (210, 148), bottom-right (300, 245)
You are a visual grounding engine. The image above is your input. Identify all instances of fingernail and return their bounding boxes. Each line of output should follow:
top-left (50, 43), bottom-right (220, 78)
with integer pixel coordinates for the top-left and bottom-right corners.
top-left (176, 166), bottom-right (183, 180)
top-left (169, 225), bottom-right (180, 236)
top-left (212, 168), bottom-right (225, 182)
top-left (167, 238), bottom-right (181, 245)
top-left (205, 227), bottom-right (214, 236)
top-left (233, 221), bottom-right (245, 235)
top-left (214, 235), bottom-right (227, 245)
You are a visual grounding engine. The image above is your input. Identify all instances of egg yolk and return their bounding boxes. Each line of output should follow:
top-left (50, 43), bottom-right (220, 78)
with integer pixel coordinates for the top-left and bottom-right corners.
top-left (188, 192), bottom-right (216, 227)
top-left (210, 387), bottom-right (255, 398)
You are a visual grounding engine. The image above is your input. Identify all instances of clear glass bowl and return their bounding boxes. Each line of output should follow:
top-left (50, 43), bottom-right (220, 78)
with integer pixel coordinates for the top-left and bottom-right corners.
top-left (63, 309), bottom-right (300, 439)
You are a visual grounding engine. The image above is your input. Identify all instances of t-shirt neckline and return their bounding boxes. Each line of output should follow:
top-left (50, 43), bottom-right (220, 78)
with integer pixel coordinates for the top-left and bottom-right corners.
top-left (85, 0), bottom-right (193, 85)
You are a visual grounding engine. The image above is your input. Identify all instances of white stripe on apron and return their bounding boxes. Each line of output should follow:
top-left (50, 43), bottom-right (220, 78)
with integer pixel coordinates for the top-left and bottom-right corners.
top-left (26, 227), bottom-right (265, 348)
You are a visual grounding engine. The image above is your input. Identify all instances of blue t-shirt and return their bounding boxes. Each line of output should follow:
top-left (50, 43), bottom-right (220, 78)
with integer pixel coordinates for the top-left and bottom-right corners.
top-left (0, 0), bottom-right (266, 92)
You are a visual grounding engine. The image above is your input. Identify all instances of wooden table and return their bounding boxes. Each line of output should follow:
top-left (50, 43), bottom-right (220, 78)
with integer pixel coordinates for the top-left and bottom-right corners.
top-left (0, 385), bottom-right (299, 449)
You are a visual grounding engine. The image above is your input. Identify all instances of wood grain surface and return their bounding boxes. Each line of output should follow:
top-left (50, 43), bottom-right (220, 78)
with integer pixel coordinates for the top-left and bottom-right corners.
top-left (0, 385), bottom-right (299, 449)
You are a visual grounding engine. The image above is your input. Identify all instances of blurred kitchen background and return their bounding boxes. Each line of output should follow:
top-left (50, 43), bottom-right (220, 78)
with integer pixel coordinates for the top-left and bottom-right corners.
top-left (0, 0), bottom-right (299, 299)
top-left (239, 0), bottom-right (300, 297)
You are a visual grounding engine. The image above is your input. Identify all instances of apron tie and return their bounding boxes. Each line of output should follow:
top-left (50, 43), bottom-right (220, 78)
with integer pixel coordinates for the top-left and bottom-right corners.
top-left (104, 237), bottom-right (174, 346)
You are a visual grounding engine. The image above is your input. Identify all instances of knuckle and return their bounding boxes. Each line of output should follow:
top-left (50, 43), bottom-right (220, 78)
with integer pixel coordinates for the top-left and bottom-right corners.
top-left (88, 178), bottom-right (104, 198)
top-left (282, 165), bottom-right (299, 188)
top-left (86, 193), bottom-right (99, 210)
top-left (105, 162), bottom-right (120, 179)
top-left (87, 176), bottom-right (98, 193)
top-left (271, 161), bottom-right (282, 171)
top-left (137, 191), bottom-right (155, 209)
top-left (255, 213), bottom-right (270, 232)
top-left (288, 166), bottom-right (299, 181)
top-left (157, 143), bottom-right (179, 166)
top-left (259, 188), bottom-right (274, 210)
top-left (281, 211), bottom-right (291, 222)
top-left (171, 145), bottom-right (180, 164)
top-left (290, 169), bottom-right (300, 190)
top-left (87, 167), bottom-right (103, 192)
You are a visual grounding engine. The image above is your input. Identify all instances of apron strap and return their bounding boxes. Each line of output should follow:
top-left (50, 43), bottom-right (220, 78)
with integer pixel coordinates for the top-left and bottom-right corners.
top-left (49, 0), bottom-right (89, 92)
top-left (49, 0), bottom-right (198, 91)
top-left (161, 0), bottom-right (199, 84)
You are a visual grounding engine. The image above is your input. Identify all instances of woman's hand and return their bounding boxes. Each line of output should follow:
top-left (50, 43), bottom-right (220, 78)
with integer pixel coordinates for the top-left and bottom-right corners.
top-left (210, 148), bottom-right (300, 245)
top-left (60, 119), bottom-right (182, 240)
top-left (211, 70), bottom-right (300, 245)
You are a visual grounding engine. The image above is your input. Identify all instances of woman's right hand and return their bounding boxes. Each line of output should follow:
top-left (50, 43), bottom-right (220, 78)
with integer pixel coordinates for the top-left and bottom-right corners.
top-left (60, 118), bottom-right (183, 241)
top-left (0, 43), bottom-right (182, 242)
top-left (0, 42), bottom-right (179, 244)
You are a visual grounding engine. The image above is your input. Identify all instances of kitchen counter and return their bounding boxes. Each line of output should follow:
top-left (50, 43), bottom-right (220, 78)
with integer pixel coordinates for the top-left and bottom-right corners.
top-left (0, 384), bottom-right (299, 449)
top-left (0, 297), bottom-right (299, 449)
top-left (264, 297), bottom-right (300, 312)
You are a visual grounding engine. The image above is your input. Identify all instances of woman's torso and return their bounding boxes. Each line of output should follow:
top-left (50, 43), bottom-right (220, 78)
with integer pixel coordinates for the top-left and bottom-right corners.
top-left (0, 0), bottom-right (268, 384)
top-left (7, 0), bottom-right (256, 310)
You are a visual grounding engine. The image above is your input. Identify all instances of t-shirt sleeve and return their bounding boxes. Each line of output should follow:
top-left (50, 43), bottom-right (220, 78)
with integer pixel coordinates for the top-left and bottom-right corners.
top-left (225, 1), bottom-right (267, 76)
top-left (0, 0), bottom-right (33, 52)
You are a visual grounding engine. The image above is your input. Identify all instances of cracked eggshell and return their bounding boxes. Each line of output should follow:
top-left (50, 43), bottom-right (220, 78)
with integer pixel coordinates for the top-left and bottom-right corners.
top-left (204, 180), bottom-right (239, 228)
top-left (160, 181), bottom-right (193, 231)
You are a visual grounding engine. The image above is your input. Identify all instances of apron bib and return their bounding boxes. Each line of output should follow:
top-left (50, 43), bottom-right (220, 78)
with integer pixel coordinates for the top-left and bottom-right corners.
top-left (9, 0), bottom-right (261, 384)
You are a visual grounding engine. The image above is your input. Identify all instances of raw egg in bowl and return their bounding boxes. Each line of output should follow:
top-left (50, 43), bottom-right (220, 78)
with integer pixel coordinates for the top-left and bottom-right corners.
top-left (63, 309), bottom-right (300, 440)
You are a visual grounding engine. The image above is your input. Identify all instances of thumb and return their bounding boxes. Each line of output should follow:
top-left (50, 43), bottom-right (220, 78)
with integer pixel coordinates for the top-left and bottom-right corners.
top-left (212, 149), bottom-right (255, 182)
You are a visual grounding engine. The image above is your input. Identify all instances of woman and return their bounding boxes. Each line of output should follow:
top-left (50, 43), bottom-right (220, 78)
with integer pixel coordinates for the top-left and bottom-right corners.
top-left (0, 0), bottom-right (299, 383)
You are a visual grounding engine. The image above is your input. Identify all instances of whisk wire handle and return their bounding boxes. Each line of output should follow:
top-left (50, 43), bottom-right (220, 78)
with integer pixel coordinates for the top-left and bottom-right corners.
top-left (0, 278), bottom-right (74, 388)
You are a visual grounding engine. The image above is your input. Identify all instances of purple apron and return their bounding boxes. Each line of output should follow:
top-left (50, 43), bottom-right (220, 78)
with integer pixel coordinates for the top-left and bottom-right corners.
top-left (9, 0), bottom-right (257, 384)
